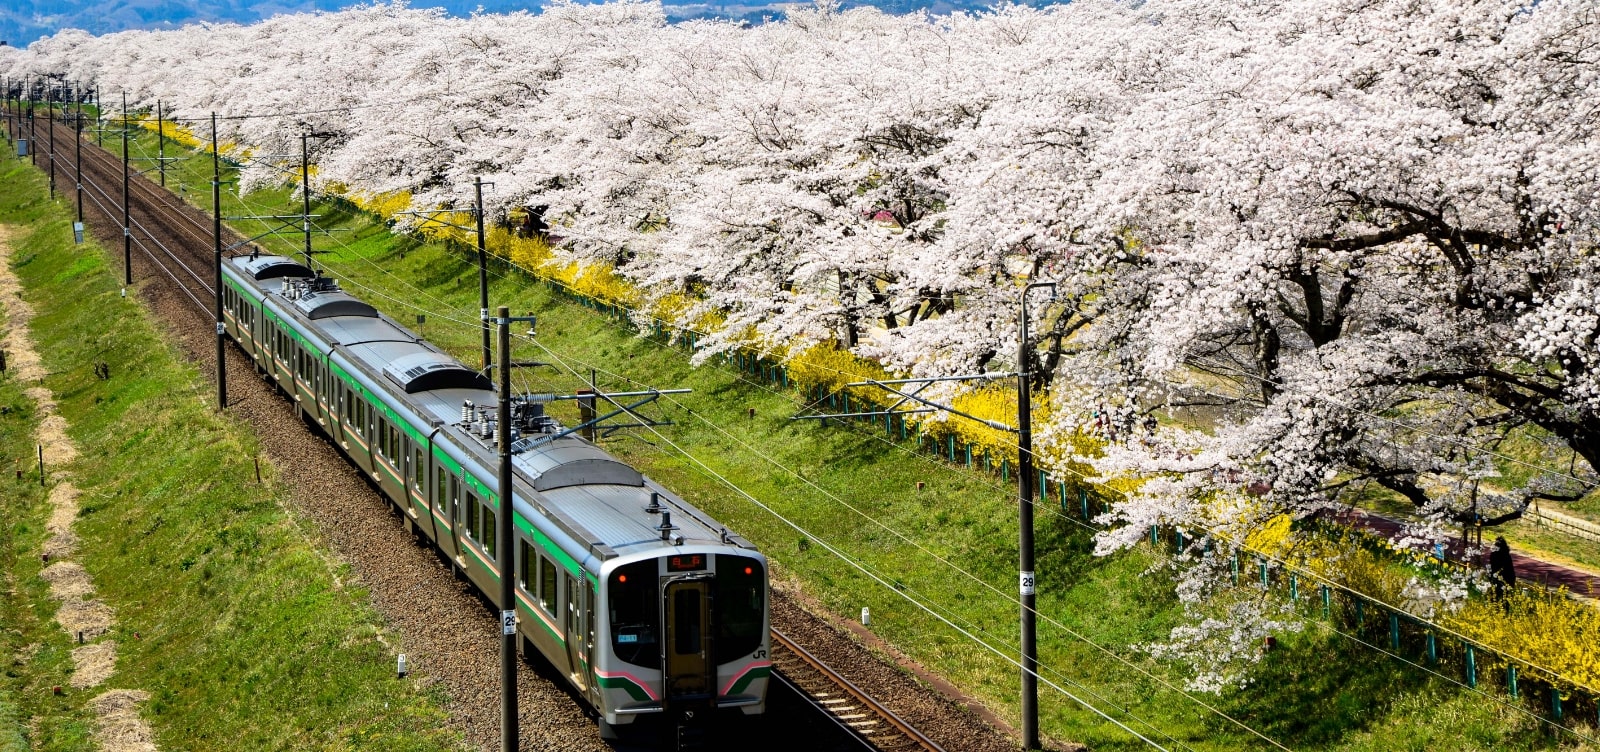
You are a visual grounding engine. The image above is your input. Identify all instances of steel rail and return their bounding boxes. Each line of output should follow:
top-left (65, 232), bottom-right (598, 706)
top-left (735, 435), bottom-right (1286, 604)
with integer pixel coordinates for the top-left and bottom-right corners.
top-left (771, 628), bottom-right (947, 752)
top-left (767, 666), bottom-right (878, 752)
top-left (55, 115), bottom-right (220, 245)
top-left (51, 128), bottom-right (214, 316)
top-left (53, 117), bottom-right (217, 286)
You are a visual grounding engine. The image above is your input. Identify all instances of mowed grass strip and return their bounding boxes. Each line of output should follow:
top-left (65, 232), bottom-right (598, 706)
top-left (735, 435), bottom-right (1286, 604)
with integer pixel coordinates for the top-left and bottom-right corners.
top-left (0, 303), bottom-right (93, 751)
top-left (0, 149), bottom-right (458, 750)
top-left (108, 125), bottom-right (1581, 751)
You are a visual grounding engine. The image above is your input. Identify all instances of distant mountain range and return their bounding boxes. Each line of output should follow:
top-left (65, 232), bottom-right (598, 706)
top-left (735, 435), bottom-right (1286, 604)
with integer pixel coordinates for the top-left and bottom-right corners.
top-left (0, 0), bottom-right (1027, 48)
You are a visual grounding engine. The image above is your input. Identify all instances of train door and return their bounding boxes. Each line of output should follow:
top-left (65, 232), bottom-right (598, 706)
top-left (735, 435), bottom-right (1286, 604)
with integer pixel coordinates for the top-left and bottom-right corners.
top-left (565, 573), bottom-right (590, 693)
top-left (663, 577), bottom-right (713, 704)
top-left (585, 580), bottom-right (599, 707)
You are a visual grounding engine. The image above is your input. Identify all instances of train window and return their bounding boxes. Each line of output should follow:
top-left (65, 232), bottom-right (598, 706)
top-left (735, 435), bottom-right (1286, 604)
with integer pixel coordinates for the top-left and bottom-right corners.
top-left (608, 559), bottom-right (660, 667)
top-left (672, 589), bottom-right (702, 656)
top-left (518, 541), bottom-right (532, 591)
top-left (465, 492), bottom-right (479, 541)
top-left (435, 464), bottom-right (446, 511)
top-left (539, 556), bottom-right (557, 614)
top-left (715, 556), bottom-right (765, 664)
top-left (482, 499), bottom-right (497, 560)
top-left (449, 475), bottom-right (460, 524)
top-left (412, 448), bottom-right (424, 490)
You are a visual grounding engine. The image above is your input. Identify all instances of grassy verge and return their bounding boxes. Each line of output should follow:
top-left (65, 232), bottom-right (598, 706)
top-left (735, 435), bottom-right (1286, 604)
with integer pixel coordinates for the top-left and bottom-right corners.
top-left (0, 144), bottom-right (459, 749)
top-left (88, 122), bottom-right (1594, 750)
top-left (0, 312), bottom-right (91, 751)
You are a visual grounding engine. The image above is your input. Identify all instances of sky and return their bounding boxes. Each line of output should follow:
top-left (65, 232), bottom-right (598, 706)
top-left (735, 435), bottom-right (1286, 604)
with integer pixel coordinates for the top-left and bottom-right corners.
top-left (0, 0), bottom-right (1009, 48)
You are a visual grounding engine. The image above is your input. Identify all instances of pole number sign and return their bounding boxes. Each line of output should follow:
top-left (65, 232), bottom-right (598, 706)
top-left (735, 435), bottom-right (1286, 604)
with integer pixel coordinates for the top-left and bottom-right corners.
top-left (502, 609), bottom-right (517, 636)
top-left (1020, 571), bottom-right (1036, 596)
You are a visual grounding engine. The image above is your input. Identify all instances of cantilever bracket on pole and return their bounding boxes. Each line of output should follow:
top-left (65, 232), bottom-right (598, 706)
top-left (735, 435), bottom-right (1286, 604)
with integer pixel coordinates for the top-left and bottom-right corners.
top-left (222, 213), bottom-right (341, 252)
top-left (394, 209), bottom-right (472, 232)
top-left (511, 389), bottom-right (693, 452)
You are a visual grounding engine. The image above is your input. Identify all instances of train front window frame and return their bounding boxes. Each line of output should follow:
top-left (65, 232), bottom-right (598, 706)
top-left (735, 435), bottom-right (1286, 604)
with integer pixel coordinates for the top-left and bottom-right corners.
top-left (608, 559), bottom-right (660, 668)
top-left (715, 555), bottom-right (765, 665)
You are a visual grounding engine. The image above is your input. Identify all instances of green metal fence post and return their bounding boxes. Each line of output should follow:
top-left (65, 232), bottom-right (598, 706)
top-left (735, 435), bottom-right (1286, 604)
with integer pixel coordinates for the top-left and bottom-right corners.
top-left (1356, 598), bottom-right (1365, 626)
top-left (1231, 553), bottom-right (1239, 585)
top-left (1081, 489), bottom-right (1089, 520)
top-left (1426, 632), bottom-right (1436, 665)
top-left (1322, 585), bottom-right (1331, 619)
top-left (1150, 525), bottom-right (1159, 546)
top-left (1001, 459), bottom-right (1009, 482)
top-left (1290, 574), bottom-right (1298, 602)
top-left (1508, 665), bottom-right (1518, 699)
top-left (1259, 560), bottom-right (1269, 589)
top-left (964, 443), bottom-right (972, 468)
top-left (1466, 644), bottom-right (1477, 688)
top-left (1552, 687), bottom-right (1562, 722)
top-left (1389, 613), bottom-right (1400, 651)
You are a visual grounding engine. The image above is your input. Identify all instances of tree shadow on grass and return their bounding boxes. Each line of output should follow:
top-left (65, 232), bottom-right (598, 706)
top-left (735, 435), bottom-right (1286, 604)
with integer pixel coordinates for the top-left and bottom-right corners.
top-left (1212, 628), bottom-right (1431, 747)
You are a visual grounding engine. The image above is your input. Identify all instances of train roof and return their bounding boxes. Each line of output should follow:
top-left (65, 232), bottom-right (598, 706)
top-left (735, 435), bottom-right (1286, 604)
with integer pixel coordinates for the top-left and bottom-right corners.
top-left (240, 254), bottom-right (313, 281)
top-left (226, 254), bottom-right (756, 564)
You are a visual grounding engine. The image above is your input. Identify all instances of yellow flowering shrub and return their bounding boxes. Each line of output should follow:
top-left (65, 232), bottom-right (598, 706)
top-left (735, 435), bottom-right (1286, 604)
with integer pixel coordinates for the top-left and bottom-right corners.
top-left (784, 342), bottom-right (893, 395)
top-left (351, 190), bottom-right (415, 223)
top-left (1444, 588), bottom-right (1600, 693)
top-left (134, 115), bottom-right (242, 156)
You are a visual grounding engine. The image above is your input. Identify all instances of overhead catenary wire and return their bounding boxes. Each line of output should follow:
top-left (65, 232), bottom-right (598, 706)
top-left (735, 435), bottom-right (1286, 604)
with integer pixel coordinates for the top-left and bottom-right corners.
top-left (90, 107), bottom-right (1587, 739)
top-left (263, 182), bottom-right (1561, 744)
top-left (516, 338), bottom-right (1175, 751)
top-left (180, 172), bottom-right (1203, 747)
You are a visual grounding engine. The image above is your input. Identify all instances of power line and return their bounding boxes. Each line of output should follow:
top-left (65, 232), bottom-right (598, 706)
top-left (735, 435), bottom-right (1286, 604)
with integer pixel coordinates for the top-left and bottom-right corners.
top-left (93, 119), bottom-right (1591, 732)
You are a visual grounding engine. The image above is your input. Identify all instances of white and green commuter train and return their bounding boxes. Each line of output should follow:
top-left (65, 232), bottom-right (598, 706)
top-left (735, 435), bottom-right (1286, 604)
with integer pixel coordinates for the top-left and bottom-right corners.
top-left (220, 253), bottom-right (770, 740)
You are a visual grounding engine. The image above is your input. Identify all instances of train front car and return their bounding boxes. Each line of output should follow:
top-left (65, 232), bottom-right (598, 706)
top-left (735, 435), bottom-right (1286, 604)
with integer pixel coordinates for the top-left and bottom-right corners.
top-left (591, 499), bottom-right (770, 739)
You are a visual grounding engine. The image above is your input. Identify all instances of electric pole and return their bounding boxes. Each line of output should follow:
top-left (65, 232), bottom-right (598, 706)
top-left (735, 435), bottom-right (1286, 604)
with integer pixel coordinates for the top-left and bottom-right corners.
top-left (75, 84), bottom-right (83, 223)
top-left (156, 100), bottom-right (166, 187)
top-left (476, 176), bottom-right (492, 370)
top-left (122, 92), bottom-right (132, 287)
top-left (46, 81), bottom-right (54, 200)
top-left (494, 305), bottom-right (529, 752)
top-left (299, 132), bottom-right (335, 270)
top-left (1017, 281), bottom-right (1054, 752)
top-left (212, 112), bottom-right (227, 410)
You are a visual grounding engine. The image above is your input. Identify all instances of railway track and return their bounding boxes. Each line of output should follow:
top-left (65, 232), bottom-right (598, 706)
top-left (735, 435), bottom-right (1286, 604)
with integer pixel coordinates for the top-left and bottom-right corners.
top-left (23, 110), bottom-right (226, 316)
top-left (7, 108), bottom-right (1006, 752)
top-left (771, 628), bottom-right (946, 752)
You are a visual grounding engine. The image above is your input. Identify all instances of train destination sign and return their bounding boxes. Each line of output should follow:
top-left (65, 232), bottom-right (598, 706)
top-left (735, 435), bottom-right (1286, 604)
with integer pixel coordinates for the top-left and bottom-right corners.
top-left (667, 553), bottom-right (706, 572)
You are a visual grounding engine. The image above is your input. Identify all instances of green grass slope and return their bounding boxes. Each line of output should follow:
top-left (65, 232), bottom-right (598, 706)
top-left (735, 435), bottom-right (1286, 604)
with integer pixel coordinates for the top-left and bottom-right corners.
top-left (0, 148), bottom-right (459, 750)
top-left (5, 124), bottom-right (1586, 750)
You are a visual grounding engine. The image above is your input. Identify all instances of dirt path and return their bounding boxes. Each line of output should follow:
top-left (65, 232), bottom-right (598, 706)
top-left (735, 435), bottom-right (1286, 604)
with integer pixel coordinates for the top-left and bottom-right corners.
top-left (0, 225), bottom-right (159, 752)
top-left (1332, 508), bottom-right (1600, 596)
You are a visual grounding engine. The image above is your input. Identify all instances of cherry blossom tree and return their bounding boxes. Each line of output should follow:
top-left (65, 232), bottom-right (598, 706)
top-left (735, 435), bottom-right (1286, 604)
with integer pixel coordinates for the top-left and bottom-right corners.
top-left (6, 0), bottom-right (1598, 690)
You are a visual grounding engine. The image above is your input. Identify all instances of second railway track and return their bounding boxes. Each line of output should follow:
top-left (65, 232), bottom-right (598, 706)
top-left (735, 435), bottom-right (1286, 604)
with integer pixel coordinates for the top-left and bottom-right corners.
top-left (772, 628), bottom-right (945, 752)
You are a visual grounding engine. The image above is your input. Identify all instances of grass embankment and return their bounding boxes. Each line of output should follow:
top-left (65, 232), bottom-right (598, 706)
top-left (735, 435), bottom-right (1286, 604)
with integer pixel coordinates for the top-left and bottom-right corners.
top-left (0, 146), bottom-right (458, 749)
top-left (97, 124), bottom-right (1590, 750)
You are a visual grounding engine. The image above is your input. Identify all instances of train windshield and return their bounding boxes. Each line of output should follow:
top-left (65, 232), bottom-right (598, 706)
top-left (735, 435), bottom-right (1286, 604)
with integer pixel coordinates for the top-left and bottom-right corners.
top-left (715, 555), bottom-right (764, 664)
top-left (608, 559), bottom-right (661, 667)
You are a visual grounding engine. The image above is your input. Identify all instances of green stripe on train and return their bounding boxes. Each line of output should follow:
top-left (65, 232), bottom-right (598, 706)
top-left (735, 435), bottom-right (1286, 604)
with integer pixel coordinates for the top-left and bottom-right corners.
top-left (729, 666), bottom-right (771, 695)
top-left (597, 675), bottom-right (653, 702)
